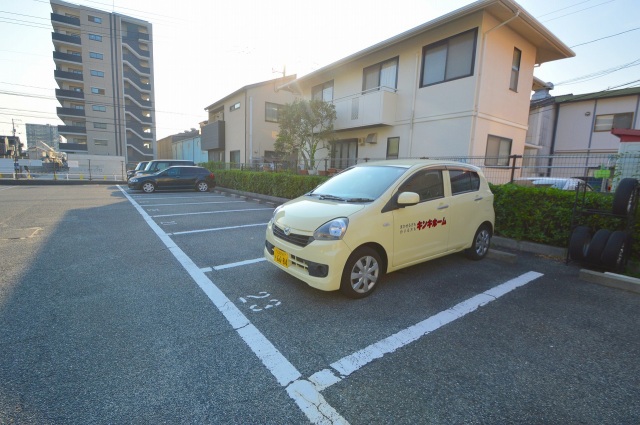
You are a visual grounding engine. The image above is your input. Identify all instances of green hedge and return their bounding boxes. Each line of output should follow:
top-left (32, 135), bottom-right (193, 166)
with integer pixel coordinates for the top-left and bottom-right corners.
top-left (203, 163), bottom-right (328, 199)
top-left (492, 183), bottom-right (639, 254)
top-left (203, 163), bottom-right (639, 259)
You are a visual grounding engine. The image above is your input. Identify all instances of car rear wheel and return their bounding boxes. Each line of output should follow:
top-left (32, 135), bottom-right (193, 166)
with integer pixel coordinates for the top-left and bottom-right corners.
top-left (196, 181), bottom-right (209, 192)
top-left (465, 224), bottom-right (492, 260)
top-left (142, 182), bottom-right (155, 193)
top-left (340, 247), bottom-right (382, 299)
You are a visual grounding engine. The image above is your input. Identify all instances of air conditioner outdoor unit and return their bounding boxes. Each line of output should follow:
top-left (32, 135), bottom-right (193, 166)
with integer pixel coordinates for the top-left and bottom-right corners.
top-left (365, 133), bottom-right (377, 144)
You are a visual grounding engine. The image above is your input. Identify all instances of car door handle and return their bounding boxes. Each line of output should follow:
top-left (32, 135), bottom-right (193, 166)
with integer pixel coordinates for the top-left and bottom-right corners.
top-left (437, 204), bottom-right (449, 210)
top-left (474, 196), bottom-right (484, 201)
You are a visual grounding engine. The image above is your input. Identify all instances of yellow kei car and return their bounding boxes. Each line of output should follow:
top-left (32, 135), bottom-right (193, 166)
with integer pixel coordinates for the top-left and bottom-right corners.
top-left (264, 159), bottom-right (495, 298)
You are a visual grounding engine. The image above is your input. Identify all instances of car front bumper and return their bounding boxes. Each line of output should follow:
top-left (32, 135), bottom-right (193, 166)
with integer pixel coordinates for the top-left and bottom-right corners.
top-left (264, 222), bottom-right (351, 292)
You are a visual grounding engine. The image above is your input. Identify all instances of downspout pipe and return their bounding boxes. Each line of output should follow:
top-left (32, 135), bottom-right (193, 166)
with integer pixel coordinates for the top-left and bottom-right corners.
top-left (469, 10), bottom-right (520, 157)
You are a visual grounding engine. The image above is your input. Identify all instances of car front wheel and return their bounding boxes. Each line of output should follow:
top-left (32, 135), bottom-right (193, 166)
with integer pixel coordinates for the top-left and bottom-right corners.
top-left (197, 181), bottom-right (209, 192)
top-left (340, 247), bottom-right (382, 299)
top-left (142, 182), bottom-right (155, 193)
top-left (465, 224), bottom-right (491, 260)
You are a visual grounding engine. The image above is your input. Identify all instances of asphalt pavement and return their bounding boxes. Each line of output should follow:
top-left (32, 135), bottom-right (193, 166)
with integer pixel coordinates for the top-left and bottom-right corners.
top-left (0, 184), bottom-right (638, 424)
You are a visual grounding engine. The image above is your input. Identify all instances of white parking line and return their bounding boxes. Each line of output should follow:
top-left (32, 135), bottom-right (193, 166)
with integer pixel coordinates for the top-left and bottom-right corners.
top-left (151, 208), bottom-right (273, 218)
top-left (119, 186), bottom-right (349, 425)
top-left (144, 200), bottom-right (246, 207)
top-left (133, 195), bottom-right (225, 201)
top-left (168, 223), bottom-right (267, 236)
top-left (308, 271), bottom-right (543, 392)
top-left (0, 186), bottom-right (17, 191)
top-left (200, 258), bottom-right (267, 272)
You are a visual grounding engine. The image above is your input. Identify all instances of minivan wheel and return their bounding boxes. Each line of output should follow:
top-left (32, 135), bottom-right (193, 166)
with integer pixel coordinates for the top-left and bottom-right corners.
top-left (340, 247), bottom-right (382, 299)
top-left (465, 224), bottom-right (492, 260)
top-left (142, 182), bottom-right (155, 193)
top-left (197, 181), bottom-right (209, 192)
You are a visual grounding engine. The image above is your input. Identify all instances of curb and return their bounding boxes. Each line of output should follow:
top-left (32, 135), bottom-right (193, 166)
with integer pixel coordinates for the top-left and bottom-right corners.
top-left (579, 270), bottom-right (640, 294)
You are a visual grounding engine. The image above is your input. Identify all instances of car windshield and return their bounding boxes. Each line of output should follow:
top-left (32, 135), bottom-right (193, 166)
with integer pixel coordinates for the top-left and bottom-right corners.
top-left (308, 165), bottom-right (408, 202)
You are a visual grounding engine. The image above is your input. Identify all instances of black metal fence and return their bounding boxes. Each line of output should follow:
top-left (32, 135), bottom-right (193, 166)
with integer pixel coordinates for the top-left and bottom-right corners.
top-left (208, 152), bottom-right (640, 192)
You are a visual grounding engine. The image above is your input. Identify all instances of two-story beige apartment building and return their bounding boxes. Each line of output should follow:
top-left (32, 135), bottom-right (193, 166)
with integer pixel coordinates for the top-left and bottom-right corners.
top-left (281, 0), bottom-right (573, 179)
top-left (201, 76), bottom-right (297, 166)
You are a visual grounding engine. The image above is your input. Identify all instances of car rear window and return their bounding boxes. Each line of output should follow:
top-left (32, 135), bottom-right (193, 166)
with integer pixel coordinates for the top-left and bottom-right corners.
top-left (450, 169), bottom-right (480, 194)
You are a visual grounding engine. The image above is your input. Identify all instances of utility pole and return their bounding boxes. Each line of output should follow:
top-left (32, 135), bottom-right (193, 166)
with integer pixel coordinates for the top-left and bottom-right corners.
top-left (12, 119), bottom-right (20, 179)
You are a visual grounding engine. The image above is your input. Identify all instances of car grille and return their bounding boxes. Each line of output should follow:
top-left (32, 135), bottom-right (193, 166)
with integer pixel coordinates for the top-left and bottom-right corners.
top-left (272, 225), bottom-right (313, 247)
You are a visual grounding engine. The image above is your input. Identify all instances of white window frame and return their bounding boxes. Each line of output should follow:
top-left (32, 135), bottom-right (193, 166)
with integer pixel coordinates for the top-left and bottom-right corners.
top-left (421, 28), bottom-right (478, 87)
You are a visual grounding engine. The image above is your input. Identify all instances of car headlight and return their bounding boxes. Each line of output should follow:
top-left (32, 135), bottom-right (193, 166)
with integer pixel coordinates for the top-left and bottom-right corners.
top-left (314, 218), bottom-right (349, 241)
top-left (130, 178), bottom-right (138, 182)
top-left (270, 205), bottom-right (283, 225)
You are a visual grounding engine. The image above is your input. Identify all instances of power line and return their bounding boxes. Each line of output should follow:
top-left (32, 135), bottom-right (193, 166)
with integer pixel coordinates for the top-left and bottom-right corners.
top-left (570, 27), bottom-right (640, 48)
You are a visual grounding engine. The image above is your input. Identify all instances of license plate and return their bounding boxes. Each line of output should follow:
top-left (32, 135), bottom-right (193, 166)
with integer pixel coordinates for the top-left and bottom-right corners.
top-left (273, 247), bottom-right (289, 268)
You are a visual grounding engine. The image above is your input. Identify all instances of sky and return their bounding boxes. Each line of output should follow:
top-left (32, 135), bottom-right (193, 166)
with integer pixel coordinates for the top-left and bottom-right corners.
top-left (0, 0), bottom-right (639, 146)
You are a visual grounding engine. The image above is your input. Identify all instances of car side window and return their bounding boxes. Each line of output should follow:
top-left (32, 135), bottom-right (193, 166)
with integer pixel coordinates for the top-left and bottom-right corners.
top-left (166, 168), bottom-right (180, 177)
top-left (450, 169), bottom-right (480, 195)
top-left (398, 169), bottom-right (444, 202)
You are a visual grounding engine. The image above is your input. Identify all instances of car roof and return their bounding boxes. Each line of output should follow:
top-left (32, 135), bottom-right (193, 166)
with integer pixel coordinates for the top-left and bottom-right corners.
top-left (354, 159), bottom-right (482, 172)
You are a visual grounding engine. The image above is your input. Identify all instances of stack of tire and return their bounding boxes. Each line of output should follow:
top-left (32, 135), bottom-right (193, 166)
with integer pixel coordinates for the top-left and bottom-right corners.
top-left (569, 178), bottom-right (639, 271)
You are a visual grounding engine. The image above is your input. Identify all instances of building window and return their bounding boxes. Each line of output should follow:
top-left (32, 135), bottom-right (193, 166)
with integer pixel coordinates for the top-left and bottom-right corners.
top-left (94, 139), bottom-right (108, 146)
top-left (92, 105), bottom-right (106, 112)
top-left (230, 150), bottom-right (241, 166)
top-left (363, 57), bottom-right (398, 93)
top-left (93, 122), bottom-right (107, 129)
top-left (312, 81), bottom-right (334, 102)
top-left (90, 52), bottom-right (103, 60)
top-left (88, 33), bottom-right (102, 41)
top-left (331, 139), bottom-right (358, 169)
top-left (230, 102), bottom-right (240, 112)
top-left (71, 104), bottom-right (84, 110)
top-left (421, 28), bottom-right (477, 87)
top-left (265, 102), bottom-right (283, 123)
top-left (594, 112), bottom-right (634, 132)
top-left (485, 135), bottom-right (512, 166)
top-left (510, 48), bottom-right (521, 92)
top-left (88, 16), bottom-right (102, 24)
top-left (386, 137), bottom-right (399, 159)
top-left (91, 87), bottom-right (105, 95)
top-left (90, 70), bottom-right (104, 77)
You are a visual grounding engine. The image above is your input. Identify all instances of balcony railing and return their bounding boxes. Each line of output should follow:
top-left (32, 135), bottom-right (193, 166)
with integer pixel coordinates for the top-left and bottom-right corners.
top-left (52, 32), bottom-right (81, 45)
top-left (58, 125), bottom-right (87, 135)
top-left (124, 88), bottom-right (152, 108)
top-left (54, 70), bottom-right (83, 81)
top-left (126, 132), bottom-right (154, 152)
top-left (201, 120), bottom-right (225, 150)
top-left (333, 87), bottom-right (397, 130)
top-left (125, 104), bottom-right (153, 124)
top-left (123, 70), bottom-right (151, 91)
top-left (57, 107), bottom-right (85, 117)
top-left (53, 51), bottom-right (82, 63)
top-left (126, 121), bottom-right (153, 140)
top-left (122, 53), bottom-right (150, 75)
top-left (58, 142), bottom-right (88, 152)
top-left (122, 37), bottom-right (150, 58)
top-left (55, 89), bottom-right (84, 100)
top-left (51, 13), bottom-right (80, 27)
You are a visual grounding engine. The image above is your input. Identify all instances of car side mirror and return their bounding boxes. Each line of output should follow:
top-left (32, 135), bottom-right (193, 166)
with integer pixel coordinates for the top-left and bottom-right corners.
top-left (397, 191), bottom-right (420, 207)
